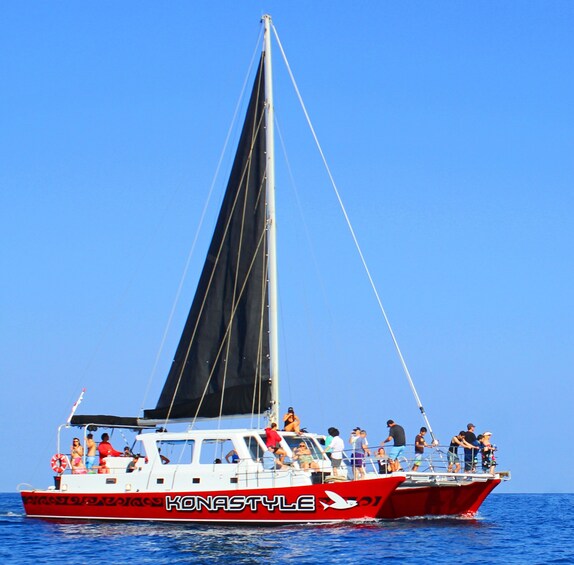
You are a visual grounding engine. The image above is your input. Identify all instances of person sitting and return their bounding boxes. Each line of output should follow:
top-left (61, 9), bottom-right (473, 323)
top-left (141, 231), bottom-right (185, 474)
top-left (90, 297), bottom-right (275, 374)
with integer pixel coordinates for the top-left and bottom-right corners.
top-left (377, 447), bottom-right (390, 474)
top-left (262, 446), bottom-right (278, 470)
top-left (126, 454), bottom-right (139, 473)
top-left (225, 449), bottom-right (240, 464)
top-left (292, 441), bottom-right (319, 470)
top-left (283, 407), bottom-right (302, 434)
top-left (158, 448), bottom-right (170, 464)
top-left (264, 422), bottom-right (286, 463)
top-left (122, 446), bottom-right (133, 457)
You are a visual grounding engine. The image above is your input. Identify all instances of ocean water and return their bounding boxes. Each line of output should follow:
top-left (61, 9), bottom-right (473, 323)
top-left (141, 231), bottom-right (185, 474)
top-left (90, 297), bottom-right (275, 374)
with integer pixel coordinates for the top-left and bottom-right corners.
top-left (1, 493), bottom-right (573, 564)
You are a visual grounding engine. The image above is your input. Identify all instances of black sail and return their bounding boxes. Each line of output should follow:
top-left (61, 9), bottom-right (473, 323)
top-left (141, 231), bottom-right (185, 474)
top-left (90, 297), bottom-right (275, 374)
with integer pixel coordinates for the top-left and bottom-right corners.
top-left (145, 55), bottom-right (271, 420)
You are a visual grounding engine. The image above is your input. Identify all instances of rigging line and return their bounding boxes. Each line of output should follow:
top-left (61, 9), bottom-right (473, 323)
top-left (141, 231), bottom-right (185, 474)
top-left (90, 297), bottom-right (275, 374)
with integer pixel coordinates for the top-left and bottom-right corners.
top-left (272, 23), bottom-right (436, 441)
top-left (251, 224), bottom-right (269, 430)
top-left (139, 30), bottom-right (264, 418)
top-left (163, 73), bottom-right (267, 424)
top-left (275, 117), bottom-right (351, 419)
top-left (216, 124), bottom-right (255, 429)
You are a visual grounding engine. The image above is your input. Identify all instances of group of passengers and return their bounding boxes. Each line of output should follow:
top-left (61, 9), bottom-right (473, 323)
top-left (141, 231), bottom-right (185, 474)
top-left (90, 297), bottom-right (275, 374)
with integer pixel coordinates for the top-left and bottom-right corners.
top-left (70, 432), bottom-right (140, 474)
top-left (264, 409), bottom-right (497, 478)
top-left (67, 411), bottom-right (497, 477)
top-left (449, 423), bottom-right (497, 475)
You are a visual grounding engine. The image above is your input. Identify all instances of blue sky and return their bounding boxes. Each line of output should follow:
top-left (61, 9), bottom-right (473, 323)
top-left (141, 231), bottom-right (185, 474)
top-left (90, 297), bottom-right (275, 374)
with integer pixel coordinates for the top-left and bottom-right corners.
top-left (2, 2), bottom-right (573, 494)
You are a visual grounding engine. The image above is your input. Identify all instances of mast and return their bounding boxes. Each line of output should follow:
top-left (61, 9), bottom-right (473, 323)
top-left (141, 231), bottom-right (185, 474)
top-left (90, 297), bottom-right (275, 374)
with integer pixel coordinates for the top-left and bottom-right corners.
top-left (262, 14), bottom-right (280, 425)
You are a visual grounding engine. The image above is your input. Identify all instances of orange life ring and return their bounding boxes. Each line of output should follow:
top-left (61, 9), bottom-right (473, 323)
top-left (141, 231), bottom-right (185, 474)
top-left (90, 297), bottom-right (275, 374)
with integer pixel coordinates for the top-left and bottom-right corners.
top-left (50, 453), bottom-right (68, 474)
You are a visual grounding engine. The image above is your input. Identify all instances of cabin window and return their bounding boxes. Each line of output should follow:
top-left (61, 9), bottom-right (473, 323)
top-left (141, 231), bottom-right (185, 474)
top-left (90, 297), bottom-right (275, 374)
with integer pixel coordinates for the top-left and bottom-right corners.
top-left (244, 436), bottom-right (265, 461)
top-left (198, 439), bottom-right (237, 465)
top-left (156, 440), bottom-right (195, 465)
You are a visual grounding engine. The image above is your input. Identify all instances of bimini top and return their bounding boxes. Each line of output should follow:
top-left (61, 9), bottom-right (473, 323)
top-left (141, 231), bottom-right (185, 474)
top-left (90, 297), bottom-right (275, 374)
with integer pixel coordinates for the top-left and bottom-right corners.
top-left (70, 415), bottom-right (156, 429)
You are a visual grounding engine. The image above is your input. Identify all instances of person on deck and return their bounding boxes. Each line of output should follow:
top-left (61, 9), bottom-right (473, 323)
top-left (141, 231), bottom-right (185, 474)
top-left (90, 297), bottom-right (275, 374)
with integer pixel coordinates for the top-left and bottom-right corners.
top-left (376, 447), bottom-right (390, 474)
top-left (283, 407), bottom-right (302, 434)
top-left (382, 420), bottom-right (406, 472)
top-left (262, 446), bottom-right (286, 470)
top-left (326, 428), bottom-right (344, 477)
top-left (98, 433), bottom-right (122, 465)
top-left (349, 427), bottom-right (361, 448)
top-left (463, 423), bottom-right (480, 472)
top-left (85, 433), bottom-right (97, 472)
top-left (448, 431), bottom-right (473, 473)
top-left (324, 428), bottom-right (335, 460)
top-left (411, 427), bottom-right (431, 471)
top-left (265, 422), bottom-right (286, 463)
top-left (293, 441), bottom-right (318, 470)
top-left (352, 429), bottom-right (370, 480)
top-left (480, 431), bottom-right (497, 475)
top-left (225, 449), bottom-right (240, 464)
top-left (265, 422), bottom-right (282, 446)
top-left (70, 437), bottom-right (86, 474)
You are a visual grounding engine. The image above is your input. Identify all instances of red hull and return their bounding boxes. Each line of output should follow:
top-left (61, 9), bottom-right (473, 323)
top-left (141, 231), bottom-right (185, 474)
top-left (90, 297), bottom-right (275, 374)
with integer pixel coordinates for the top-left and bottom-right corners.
top-left (21, 475), bottom-right (405, 523)
top-left (379, 478), bottom-right (501, 519)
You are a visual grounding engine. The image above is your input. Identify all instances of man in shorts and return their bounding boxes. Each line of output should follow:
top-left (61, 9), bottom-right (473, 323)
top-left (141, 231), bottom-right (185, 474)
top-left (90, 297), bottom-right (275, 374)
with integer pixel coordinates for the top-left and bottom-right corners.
top-left (464, 423), bottom-right (479, 472)
top-left (352, 429), bottom-right (370, 480)
top-left (411, 427), bottom-right (431, 471)
top-left (382, 419), bottom-right (406, 472)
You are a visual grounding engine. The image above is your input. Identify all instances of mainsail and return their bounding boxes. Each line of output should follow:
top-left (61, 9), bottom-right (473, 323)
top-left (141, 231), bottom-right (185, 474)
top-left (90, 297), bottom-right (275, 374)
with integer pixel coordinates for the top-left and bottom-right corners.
top-left (144, 54), bottom-right (271, 421)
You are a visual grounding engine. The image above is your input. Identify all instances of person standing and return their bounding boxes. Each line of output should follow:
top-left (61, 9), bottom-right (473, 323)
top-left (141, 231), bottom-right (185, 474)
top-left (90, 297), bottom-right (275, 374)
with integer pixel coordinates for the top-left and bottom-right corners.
top-left (480, 431), bottom-right (497, 475)
top-left (85, 433), bottom-right (97, 472)
top-left (463, 423), bottom-right (479, 472)
top-left (324, 428), bottom-right (335, 460)
top-left (349, 427), bottom-right (361, 448)
top-left (352, 429), bottom-right (370, 480)
top-left (447, 431), bottom-right (472, 473)
top-left (382, 419), bottom-right (406, 472)
top-left (98, 432), bottom-right (122, 465)
top-left (327, 428), bottom-right (344, 477)
top-left (70, 438), bottom-right (86, 474)
top-left (411, 427), bottom-right (431, 471)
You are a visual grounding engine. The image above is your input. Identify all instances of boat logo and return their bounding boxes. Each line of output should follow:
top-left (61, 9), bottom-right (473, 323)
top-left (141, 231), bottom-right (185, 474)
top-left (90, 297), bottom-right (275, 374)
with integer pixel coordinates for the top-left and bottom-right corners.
top-left (320, 490), bottom-right (358, 511)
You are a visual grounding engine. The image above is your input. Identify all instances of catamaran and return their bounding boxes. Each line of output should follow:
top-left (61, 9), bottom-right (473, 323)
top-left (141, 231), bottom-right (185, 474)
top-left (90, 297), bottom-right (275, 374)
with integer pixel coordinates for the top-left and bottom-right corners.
top-left (21, 15), bottom-right (508, 523)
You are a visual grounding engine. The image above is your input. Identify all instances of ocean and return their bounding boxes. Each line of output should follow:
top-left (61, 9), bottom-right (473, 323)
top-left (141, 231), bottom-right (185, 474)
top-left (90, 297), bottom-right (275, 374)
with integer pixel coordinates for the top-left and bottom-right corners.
top-left (1, 493), bottom-right (573, 564)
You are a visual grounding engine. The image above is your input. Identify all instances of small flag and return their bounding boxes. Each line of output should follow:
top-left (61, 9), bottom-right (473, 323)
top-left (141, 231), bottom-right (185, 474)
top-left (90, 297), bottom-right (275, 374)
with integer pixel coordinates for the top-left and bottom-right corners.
top-left (66, 388), bottom-right (86, 425)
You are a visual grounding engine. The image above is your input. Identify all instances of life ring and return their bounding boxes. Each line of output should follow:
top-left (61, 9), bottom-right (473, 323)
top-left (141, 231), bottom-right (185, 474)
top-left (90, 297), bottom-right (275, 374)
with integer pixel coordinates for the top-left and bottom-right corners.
top-left (50, 453), bottom-right (68, 474)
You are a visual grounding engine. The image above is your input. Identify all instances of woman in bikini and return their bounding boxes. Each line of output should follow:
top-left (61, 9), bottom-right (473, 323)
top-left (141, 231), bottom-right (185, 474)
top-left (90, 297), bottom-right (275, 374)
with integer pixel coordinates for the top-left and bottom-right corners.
top-left (70, 437), bottom-right (86, 474)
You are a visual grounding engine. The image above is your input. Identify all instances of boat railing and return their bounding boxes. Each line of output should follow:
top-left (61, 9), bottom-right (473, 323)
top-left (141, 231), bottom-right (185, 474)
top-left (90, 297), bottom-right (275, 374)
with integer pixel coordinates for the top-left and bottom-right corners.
top-left (346, 443), bottom-right (505, 478)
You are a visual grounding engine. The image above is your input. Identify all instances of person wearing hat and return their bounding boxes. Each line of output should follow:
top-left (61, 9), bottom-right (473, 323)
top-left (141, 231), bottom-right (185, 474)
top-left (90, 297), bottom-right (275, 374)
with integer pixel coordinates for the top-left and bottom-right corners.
top-left (480, 431), bottom-right (497, 475)
top-left (463, 423), bottom-right (480, 472)
top-left (349, 427), bottom-right (361, 448)
top-left (382, 420), bottom-right (406, 472)
top-left (282, 407), bottom-right (301, 434)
